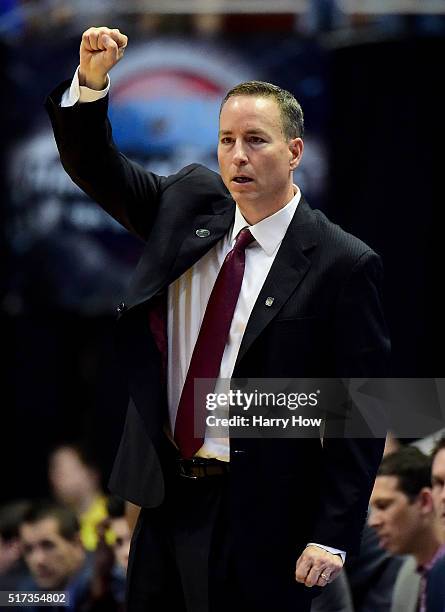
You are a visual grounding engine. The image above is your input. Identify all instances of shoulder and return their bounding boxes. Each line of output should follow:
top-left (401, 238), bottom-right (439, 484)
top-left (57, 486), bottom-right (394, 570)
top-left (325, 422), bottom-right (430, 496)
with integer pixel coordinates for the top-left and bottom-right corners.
top-left (297, 199), bottom-right (382, 281)
top-left (312, 206), bottom-right (376, 263)
top-left (163, 163), bottom-right (229, 198)
top-left (428, 553), bottom-right (445, 586)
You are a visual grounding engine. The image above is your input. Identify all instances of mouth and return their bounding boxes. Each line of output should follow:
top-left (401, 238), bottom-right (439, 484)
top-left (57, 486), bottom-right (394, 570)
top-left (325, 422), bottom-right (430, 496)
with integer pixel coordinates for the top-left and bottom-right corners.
top-left (378, 535), bottom-right (390, 548)
top-left (232, 176), bottom-right (254, 184)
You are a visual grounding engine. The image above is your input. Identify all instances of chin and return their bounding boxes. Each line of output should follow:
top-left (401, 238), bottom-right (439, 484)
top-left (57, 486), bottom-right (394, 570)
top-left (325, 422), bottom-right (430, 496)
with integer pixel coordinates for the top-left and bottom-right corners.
top-left (35, 577), bottom-right (58, 590)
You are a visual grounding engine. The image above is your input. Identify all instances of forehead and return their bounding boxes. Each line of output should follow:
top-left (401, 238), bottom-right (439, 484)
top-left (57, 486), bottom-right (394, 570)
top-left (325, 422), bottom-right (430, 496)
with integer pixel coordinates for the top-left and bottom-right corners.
top-left (372, 475), bottom-right (404, 499)
top-left (433, 448), bottom-right (445, 474)
top-left (21, 517), bottom-right (61, 541)
top-left (51, 448), bottom-right (80, 466)
top-left (219, 95), bottom-right (282, 132)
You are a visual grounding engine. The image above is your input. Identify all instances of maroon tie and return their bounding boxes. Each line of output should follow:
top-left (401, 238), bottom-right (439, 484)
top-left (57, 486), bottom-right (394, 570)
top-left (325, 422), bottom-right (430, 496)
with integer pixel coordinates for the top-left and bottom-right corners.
top-left (174, 227), bottom-right (255, 458)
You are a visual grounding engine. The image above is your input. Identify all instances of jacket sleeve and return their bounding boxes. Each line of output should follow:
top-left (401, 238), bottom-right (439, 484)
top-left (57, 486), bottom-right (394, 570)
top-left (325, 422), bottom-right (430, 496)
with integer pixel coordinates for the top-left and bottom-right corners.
top-left (45, 80), bottom-right (165, 242)
top-left (309, 250), bottom-right (390, 554)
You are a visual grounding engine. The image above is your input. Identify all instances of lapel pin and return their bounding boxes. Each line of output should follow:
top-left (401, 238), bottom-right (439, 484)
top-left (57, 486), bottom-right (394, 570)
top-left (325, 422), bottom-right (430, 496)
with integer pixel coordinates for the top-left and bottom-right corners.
top-left (196, 228), bottom-right (210, 238)
top-left (265, 297), bottom-right (274, 307)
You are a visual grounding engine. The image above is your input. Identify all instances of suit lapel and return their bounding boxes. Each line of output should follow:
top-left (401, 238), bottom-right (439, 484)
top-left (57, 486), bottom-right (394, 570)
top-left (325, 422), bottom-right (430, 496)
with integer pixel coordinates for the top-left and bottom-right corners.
top-left (124, 194), bottom-right (234, 311)
top-left (168, 203), bottom-right (235, 285)
top-left (235, 198), bottom-right (318, 366)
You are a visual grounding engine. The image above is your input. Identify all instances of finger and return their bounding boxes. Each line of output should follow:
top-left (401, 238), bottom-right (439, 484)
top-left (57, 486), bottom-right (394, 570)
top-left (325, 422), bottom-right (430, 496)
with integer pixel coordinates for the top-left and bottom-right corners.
top-left (81, 30), bottom-right (96, 53)
top-left (315, 571), bottom-right (331, 587)
top-left (101, 34), bottom-right (119, 64)
top-left (110, 28), bottom-right (128, 49)
top-left (88, 31), bottom-right (101, 51)
top-left (100, 33), bottom-right (116, 51)
top-left (317, 566), bottom-right (342, 587)
top-left (294, 554), bottom-right (311, 583)
top-left (304, 564), bottom-right (325, 587)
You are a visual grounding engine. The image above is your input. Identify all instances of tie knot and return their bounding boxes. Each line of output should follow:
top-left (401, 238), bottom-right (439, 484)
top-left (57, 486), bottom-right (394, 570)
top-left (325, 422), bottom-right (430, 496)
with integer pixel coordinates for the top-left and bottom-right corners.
top-left (234, 228), bottom-right (254, 252)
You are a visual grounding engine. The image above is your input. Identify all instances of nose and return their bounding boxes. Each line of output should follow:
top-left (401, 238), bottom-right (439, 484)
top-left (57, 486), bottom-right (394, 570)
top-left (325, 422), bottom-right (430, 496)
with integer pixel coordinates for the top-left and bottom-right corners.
top-left (29, 548), bottom-right (47, 568)
top-left (367, 507), bottom-right (381, 529)
top-left (232, 140), bottom-right (248, 165)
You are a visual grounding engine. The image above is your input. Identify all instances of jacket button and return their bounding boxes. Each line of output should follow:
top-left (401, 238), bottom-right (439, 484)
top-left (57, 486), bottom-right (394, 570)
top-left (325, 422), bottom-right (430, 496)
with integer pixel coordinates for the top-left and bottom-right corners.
top-left (116, 302), bottom-right (126, 314)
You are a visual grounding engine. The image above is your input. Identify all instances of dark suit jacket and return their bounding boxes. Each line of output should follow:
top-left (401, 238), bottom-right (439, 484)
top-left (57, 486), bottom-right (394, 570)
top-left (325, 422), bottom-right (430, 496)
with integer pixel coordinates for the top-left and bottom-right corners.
top-left (426, 554), bottom-right (445, 612)
top-left (45, 81), bottom-right (390, 602)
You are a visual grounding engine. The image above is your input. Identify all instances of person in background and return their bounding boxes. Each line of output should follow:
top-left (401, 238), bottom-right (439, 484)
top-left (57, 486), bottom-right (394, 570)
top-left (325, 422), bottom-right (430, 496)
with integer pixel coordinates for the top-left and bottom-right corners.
top-left (0, 500), bottom-right (30, 589)
top-left (106, 496), bottom-right (131, 574)
top-left (90, 495), bottom-right (130, 609)
top-left (426, 436), bottom-right (445, 611)
top-left (18, 500), bottom-right (92, 610)
top-left (91, 495), bottom-right (130, 608)
top-left (48, 443), bottom-right (107, 551)
top-left (368, 446), bottom-right (445, 612)
top-left (345, 434), bottom-right (404, 612)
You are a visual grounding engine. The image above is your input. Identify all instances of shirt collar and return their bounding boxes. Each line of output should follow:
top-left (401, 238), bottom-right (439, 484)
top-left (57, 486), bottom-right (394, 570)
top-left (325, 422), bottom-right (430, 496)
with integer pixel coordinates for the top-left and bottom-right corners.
top-left (231, 186), bottom-right (301, 256)
top-left (417, 541), bottom-right (445, 575)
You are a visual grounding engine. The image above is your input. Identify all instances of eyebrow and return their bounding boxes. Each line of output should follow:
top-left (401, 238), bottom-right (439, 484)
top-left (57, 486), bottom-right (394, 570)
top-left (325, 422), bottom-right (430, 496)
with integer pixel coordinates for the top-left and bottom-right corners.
top-left (218, 129), bottom-right (268, 137)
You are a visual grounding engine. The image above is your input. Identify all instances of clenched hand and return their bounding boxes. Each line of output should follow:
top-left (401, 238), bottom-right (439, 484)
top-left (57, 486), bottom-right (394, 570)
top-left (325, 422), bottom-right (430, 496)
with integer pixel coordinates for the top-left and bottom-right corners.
top-left (79, 26), bottom-right (128, 90)
top-left (295, 545), bottom-right (343, 588)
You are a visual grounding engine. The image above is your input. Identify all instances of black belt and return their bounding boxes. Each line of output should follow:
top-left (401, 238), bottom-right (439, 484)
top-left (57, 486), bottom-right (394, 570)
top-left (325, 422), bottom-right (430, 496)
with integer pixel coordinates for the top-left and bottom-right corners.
top-left (178, 457), bottom-right (230, 479)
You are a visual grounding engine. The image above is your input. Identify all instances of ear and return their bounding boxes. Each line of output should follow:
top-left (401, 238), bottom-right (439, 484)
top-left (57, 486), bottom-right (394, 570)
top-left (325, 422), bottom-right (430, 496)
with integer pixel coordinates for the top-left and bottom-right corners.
top-left (289, 137), bottom-right (304, 171)
top-left (417, 487), bottom-right (434, 514)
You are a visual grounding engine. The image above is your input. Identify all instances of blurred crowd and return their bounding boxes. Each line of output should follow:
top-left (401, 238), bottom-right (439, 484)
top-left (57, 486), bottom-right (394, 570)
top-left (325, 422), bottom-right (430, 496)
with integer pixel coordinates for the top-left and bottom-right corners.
top-left (2, 0), bottom-right (445, 42)
top-left (1, 434), bottom-right (444, 611)
top-left (0, 443), bottom-right (132, 611)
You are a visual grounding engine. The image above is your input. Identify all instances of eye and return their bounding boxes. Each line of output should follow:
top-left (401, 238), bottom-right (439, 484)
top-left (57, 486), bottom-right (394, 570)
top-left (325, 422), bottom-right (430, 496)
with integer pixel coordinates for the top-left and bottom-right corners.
top-left (220, 137), bottom-right (233, 145)
top-left (376, 501), bottom-right (391, 510)
top-left (249, 136), bottom-right (265, 144)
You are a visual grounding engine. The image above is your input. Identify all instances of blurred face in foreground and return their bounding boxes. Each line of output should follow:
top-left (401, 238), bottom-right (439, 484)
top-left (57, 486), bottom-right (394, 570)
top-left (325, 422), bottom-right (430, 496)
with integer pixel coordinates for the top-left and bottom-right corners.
top-left (21, 518), bottom-right (84, 589)
top-left (110, 517), bottom-right (131, 572)
top-left (432, 448), bottom-right (445, 530)
top-left (218, 95), bottom-right (303, 224)
top-left (368, 475), bottom-right (428, 555)
top-left (49, 447), bottom-right (98, 506)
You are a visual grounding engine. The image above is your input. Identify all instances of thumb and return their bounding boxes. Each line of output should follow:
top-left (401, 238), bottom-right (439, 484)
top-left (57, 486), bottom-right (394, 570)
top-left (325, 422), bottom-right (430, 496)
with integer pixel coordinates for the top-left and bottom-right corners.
top-left (101, 34), bottom-right (118, 61)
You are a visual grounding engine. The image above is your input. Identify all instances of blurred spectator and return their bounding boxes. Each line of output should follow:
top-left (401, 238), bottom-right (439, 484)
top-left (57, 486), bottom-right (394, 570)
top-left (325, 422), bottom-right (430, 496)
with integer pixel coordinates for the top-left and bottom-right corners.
top-left (343, 434), bottom-right (403, 612)
top-left (426, 437), bottom-right (445, 611)
top-left (368, 447), bottom-right (444, 612)
top-left (18, 500), bottom-right (92, 610)
top-left (90, 496), bottom-right (130, 607)
top-left (431, 436), bottom-right (445, 535)
top-left (48, 443), bottom-right (107, 551)
top-left (0, 500), bottom-right (30, 589)
top-left (18, 500), bottom-right (123, 611)
top-left (106, 496), bottom-right (130, 574)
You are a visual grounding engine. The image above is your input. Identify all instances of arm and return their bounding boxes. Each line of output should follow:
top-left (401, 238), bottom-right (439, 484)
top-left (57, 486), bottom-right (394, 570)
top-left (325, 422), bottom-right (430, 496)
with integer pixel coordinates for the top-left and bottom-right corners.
top-left (45, 27), bottom-right (163, 241)
top-left (295, 250), bottom-right (389, 587)
top-left (314, 251), bottom-right (389, 544)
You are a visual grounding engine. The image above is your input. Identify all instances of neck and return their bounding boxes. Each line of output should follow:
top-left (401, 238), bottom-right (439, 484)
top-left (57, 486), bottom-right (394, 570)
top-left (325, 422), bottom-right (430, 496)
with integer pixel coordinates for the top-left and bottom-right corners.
top-left (414, 524), bottom-right (444, 566)
top-left (237, 184), bottom-right (295, 225)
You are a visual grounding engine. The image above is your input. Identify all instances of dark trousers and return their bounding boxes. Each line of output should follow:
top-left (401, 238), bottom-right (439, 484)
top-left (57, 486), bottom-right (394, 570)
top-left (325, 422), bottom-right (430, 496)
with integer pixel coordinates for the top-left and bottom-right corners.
top-left (126, 471), bottom-right (313, 612)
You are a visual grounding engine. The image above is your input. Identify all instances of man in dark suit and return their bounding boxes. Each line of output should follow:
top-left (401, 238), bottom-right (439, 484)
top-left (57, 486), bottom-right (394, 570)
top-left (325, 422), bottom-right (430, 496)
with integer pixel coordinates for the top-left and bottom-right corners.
top-left (45, 27), bottom-right (390, 612)
top-left (427, 437), bottom-right (445, 611)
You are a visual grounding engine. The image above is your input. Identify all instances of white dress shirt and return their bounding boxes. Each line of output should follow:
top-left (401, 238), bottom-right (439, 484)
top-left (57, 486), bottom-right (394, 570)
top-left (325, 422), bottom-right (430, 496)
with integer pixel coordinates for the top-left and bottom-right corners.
top-left (61, 69), bottom-right (346, 562)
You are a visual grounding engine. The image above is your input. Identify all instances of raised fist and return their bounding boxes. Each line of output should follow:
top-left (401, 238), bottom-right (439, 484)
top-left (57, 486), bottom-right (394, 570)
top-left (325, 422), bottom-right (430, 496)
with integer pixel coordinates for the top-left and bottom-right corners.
top-left (79, 27), bottom-right (128, 90)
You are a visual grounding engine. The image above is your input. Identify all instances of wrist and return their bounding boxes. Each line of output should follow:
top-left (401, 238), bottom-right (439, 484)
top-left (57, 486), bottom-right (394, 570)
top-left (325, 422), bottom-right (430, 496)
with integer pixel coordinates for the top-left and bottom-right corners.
top-left (78, 70), bottom-right (107, 90)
